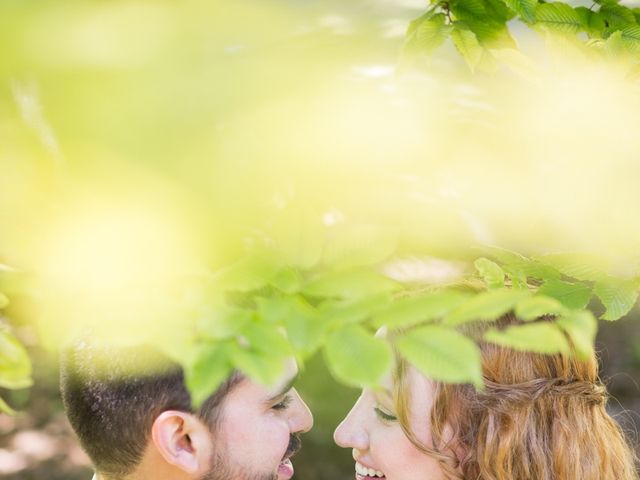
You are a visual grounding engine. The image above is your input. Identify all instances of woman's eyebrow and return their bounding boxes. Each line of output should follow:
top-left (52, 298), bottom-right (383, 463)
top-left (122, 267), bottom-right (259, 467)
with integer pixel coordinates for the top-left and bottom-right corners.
top-left (372, 388), bottom-right (394, 405)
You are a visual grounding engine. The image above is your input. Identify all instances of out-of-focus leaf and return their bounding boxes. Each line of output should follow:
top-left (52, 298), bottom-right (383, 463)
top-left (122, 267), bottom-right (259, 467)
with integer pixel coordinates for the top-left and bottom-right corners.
top-left (476, 245), bottom-right (527, 265)
top-left (445, 288), bottom-right (530, 325)
top-left (515, 295), bottom-right (568, 321)
top-left (0, 328), bottom-right (32, 390)
top-left (534, 253), bottom-right (609, 281)
top-left (302, 268), bottom-right (400, 299)
top-left (404, 13), bottom-right (454, 54)
top-left (484, 323), bottom-right (570, 354)
top-left (557, 310), bottom-right (598, 359)
top-left (270, 267), bottom-right (301, 294)
top-left (196, 307), bottom-right (252, 340)
top-left (474, 257), bottom-right (505, 289)
top-left (319, 293), bottom-right (392, 328)
top-left (231, 345), bottom-right (287, 388)
top-left (452, 24), bottom-right (485, 72)
top-left (619, 25), bottom-right (640, 53)
top-left (230, 322), bottom-right (292, 387)
top-left (213, 255), bottom-right (280, 292)
top-left (186, 342), bottom-right (234, 407)
top-left (593, 276), bottom-right (639, 320)
top-left (537, 280), bottom-right (592, 309)
top-left (324, 325), bottom-right (392, 387)
top-left (374, 290), bottom-right (471, 329)
top-left (395, 325), bottom-right (483, 388)
top-left (257, 296), bottom-right (325, 355)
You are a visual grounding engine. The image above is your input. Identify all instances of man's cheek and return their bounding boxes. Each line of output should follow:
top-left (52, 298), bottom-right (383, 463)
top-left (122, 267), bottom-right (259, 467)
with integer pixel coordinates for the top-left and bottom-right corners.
top-left (263, 420), bottom-right (292, 462)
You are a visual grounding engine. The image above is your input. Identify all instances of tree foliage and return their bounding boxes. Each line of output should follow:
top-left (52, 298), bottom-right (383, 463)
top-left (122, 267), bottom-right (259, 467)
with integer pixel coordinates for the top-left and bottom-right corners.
top-left (403, 0), bottom-right (640, 73)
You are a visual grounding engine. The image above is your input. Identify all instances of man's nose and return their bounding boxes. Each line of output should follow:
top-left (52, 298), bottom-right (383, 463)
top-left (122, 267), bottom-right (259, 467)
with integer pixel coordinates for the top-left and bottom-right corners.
top-left (288, 388), bottom-right (314, 433)
top-left (333, 396), bottom-right (368, 451)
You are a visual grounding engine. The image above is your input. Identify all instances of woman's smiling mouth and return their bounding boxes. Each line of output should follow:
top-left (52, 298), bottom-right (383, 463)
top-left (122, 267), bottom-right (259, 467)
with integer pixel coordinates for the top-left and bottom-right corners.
top-left (355, 460), bottom-right (386, 478)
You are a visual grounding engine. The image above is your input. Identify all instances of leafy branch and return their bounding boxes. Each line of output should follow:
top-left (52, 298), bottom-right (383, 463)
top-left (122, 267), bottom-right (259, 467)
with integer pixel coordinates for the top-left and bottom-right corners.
top-left (402, 0), bottom-right (640, 72)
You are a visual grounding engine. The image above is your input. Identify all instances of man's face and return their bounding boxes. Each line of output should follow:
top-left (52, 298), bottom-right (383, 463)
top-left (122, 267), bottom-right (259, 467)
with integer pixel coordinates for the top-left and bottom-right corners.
top-left (203, 359), bottom-right (313, 480)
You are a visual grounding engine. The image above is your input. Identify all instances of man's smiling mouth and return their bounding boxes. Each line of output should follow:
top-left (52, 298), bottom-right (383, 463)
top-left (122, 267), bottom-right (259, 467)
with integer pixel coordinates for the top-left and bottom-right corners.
top-left (355, 460), bottom-right (386, 478)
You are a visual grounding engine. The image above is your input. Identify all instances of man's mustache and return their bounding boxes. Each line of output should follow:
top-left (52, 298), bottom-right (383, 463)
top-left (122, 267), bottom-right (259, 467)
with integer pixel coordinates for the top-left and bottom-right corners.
top-left (283, 433), bottom-right (301, 460)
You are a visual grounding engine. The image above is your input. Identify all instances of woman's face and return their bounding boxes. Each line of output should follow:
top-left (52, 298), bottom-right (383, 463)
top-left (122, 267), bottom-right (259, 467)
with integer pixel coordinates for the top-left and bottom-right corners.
top-left (333, 365), bottom-right (449, 480)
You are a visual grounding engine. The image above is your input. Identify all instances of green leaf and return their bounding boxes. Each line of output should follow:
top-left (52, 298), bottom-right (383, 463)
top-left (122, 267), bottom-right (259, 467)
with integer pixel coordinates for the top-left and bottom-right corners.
top-left (537, 280), bottom-right (592, 309)
top-left (324, 325), bottom-right (392, 387)
top-left (257, 296), bottom-right (325, 355)
top-left (240, 321), bottom-right (293, 357)
top-left (405, 13), bottom-right (454, 54)
top-left (0, 329), bottom-right (32, 390)
top-left (319, 293), bottom-right (392, 327)
top-left (374, 290), bottom-right (471, 329)
top-left (535, 3), bottom-right (583, 34)
top-left (302, 268), bottom-right (400, 299)
top-left (395, 325), bottom-right (483, 388)
top-left (213, 255), bottom-right (280, 292)
top-left (600, 4), bottom-right (636, 29)
top-left (619, 24), bottom-right (640, 53)
top-left (451, 24), bottom-right (485, 72)
top-left (445, 288), bottom-right (531, 326)
top-left (0, 396), bottom-right (15, 415)
top-left (485, 0), bottom-right (518, 21)
top-left (270, 267), bottom-right (301, 294)
top-left (515, 295), bottom-right (568, 321)
top-left (457, 17), bottom-right (515, 48)
top-left (593, 276), bottom-right (639, 320)
top-left (196, 307), bottom-right (252, 341)
top-left (453, 0), bottom-right (488, 17)
top-left (501, 0), bottom-right (538, 23)
top-left (484, 323), bottom-right (570, 354)
top-left (535, 253), bottom-right (610, 281)
top-left (557, 310), bottom-right (598, 359)
top-left (231, 322), bottom-right (292, 386)
top-left (406, 10), bottom-right (436, 37)
top-left (231, 345), bottom-right (287, 388)
top-left (476, 245), bottom-right (527, 265)
top-left (575, 7), bottom-right (606, 37)
top-left (186, 342), bottom-right (234, 407)
top-left (474, 257), bottom-right (505, 289)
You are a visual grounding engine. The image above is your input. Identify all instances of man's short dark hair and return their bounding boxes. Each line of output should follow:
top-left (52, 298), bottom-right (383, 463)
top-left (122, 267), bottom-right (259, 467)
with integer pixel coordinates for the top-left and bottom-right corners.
top-left (60, 340), bottom-right (242, 479)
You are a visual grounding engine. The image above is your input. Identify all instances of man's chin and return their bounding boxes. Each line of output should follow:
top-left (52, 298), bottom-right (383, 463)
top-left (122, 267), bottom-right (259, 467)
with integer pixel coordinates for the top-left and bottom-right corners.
top-left (276, 458), bottom-right (294, 480)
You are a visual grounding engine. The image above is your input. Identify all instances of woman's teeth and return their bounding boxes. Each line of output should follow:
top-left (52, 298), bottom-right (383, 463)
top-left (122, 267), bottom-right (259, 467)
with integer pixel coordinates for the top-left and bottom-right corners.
top-left (355, 461), bottom-right (385, 478)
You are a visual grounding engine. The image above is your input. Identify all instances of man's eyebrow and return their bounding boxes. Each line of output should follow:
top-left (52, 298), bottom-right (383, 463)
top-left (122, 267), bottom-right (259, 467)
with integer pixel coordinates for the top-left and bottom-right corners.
top-left (266, 373), bottom-right (299, 402)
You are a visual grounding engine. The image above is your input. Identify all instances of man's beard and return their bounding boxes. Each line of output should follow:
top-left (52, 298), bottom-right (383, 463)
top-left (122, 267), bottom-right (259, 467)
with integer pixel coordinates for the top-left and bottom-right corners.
top-left (199, 433), bottom-right (302, 480)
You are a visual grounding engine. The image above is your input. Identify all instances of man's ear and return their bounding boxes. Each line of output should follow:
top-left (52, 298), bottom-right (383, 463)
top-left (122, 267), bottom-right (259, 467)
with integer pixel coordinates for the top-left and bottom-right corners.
top-left (151, 410), bottom-right (213, 474)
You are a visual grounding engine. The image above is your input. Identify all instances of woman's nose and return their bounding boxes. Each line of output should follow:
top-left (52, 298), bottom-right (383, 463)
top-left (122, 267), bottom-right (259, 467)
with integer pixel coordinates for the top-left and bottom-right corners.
top-left (333, 395), bottom-right (368, 451)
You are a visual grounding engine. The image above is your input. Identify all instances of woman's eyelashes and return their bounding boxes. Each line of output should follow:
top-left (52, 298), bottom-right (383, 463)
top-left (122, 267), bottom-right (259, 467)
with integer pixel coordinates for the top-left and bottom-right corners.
top-left (374, 405), bottom-right (397, 422)
top-left (272, 394), bottom-right (293, 410)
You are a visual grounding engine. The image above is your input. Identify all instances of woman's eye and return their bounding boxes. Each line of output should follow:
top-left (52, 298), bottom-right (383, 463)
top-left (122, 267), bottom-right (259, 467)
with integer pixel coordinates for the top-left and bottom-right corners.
top-left (374, 406), bottom-right (397, 422)
top-left (272, 394), bottom-right (293, 410)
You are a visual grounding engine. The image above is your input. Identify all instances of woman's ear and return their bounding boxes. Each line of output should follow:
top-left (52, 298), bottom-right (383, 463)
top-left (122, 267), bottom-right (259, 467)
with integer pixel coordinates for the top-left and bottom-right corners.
top-left (151, 410), bottom-right (213, 474)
